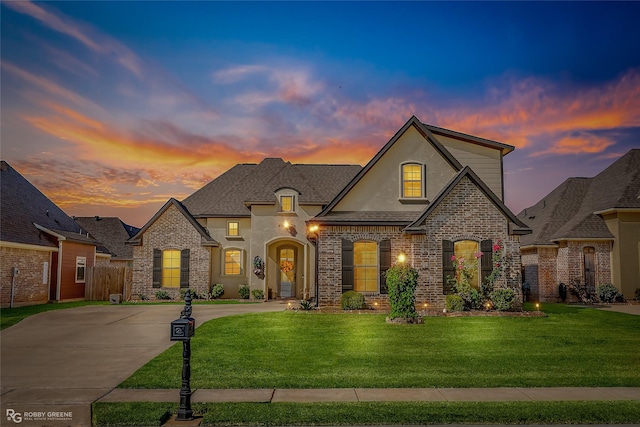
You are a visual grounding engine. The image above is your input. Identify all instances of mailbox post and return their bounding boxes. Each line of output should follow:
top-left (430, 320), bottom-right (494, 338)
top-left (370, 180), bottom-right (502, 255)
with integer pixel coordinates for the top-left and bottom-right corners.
top-left (170, 289), bottom-right (196, 421)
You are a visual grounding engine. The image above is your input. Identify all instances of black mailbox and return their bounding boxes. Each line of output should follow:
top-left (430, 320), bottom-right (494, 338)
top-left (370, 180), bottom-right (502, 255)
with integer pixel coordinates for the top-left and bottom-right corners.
top-left (170, 317), bottom-right (195, 341)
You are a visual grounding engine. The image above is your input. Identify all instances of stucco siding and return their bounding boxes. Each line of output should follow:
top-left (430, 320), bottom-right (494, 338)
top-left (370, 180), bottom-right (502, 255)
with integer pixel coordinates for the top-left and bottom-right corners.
top-left (437, 134), bottom-right (504, 200)
top-left (334, 126), bottom-right (457, 212)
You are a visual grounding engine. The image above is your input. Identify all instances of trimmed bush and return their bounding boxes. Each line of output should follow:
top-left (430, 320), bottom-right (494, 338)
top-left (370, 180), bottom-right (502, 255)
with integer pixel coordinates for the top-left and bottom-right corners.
top-left (238, 284), bottom-right (250, 299)
top-left (490, 288), bottom-right (515, 311)
top-left (385, 264), bottom-right (419, 320)
top-left (635, 288), bottom-right (640, 301)
top-left (155, 290), bottom-right (171, 300)
top-left (341, 291), bottom-right (365, 310)
top-left (251, 289), bottom-right (264, 300)
top-left (210, 284), bottom-right (224, 299)
top-left (446, 294), bottom-right (464, 312)
top-left (597, 284), bottom-right (624, 303)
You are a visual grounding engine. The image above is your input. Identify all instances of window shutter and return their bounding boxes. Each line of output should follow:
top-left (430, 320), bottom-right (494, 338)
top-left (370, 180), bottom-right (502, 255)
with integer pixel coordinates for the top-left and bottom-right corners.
top-left (379, 239), bottom-right (391, 294)
top-left (180, 249), bottom-right (190, 288)
top-left (342, 239), bottom-right (354, 293)
top-left (152, 249), bottom-right (162, 288)
top-left (481, 240), bottom-right (493, 286)
top-left (442, 240), bottom-right (454, 294)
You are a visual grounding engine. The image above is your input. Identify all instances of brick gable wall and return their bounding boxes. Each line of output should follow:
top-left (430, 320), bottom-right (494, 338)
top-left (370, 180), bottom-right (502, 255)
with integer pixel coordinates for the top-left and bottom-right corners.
top-left (132, 204), bottom-right (211, 299)
top-left (316, 176), bottom-right (522, 309)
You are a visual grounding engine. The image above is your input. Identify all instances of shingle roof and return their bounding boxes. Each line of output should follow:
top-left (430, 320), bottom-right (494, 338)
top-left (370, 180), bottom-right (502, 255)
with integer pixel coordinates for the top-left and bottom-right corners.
top-left (313, 211), bottom-right (420, 225)
top-left (182, 158), bottom-right (361, 217)
top-left (75, 217), bottom-right (139, 260)
top-left (128, 198), bottom-right (218, 246)
top-left (1, 161), bottom-right (99, 248)
top-left (518, 149), bottom-right (640, 245)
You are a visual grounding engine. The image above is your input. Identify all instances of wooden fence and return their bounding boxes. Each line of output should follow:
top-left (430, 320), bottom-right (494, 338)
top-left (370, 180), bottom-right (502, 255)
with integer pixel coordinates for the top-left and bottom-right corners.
top-left (85, 265), bottom-right (133, 301)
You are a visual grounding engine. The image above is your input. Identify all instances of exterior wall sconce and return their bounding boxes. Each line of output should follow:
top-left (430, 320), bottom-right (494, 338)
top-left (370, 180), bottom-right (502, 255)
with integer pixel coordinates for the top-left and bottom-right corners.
top-left (397, 251), bottom-right (407, 263)
top-left (282, 220), bottom-right (297, 236)
top-left (308, 224), bottom-right (319, 233)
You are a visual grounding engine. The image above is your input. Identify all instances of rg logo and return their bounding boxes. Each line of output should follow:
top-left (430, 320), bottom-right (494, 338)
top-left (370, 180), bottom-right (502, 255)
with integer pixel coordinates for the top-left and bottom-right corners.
top-left (6, 409), bottom-right (22, 423)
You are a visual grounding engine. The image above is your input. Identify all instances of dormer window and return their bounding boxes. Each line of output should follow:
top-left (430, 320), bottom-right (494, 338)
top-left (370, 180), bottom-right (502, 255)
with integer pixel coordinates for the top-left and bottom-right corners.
top-left (401, 163), bottom-right (425, 199)
top-left (280, 195), bottom-right (295, 212)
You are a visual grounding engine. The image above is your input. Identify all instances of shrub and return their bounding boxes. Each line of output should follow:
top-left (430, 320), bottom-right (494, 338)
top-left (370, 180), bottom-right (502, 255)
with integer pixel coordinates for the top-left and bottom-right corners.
top-left (558, 283), bottom-right (568, 302)
top-left (251, 289), bottom-right (264, 300)
top-left (238, 284), bottom-right (250, 299)
top-left (597, 284), bottom-right (623, 303)
top-left (210, 284), bottom-right (224, 299)
top-left (385, 264), bottom-right (419, 320)
top-left (299, 299), bottom-right (314, 310)
top-left (341, 291), bottom-right (365, 310)
top-left (635, 288), bottom-right (640, 301)
top-left (446, 294), bottom-right (464, 312)
top-left (155, 290), bottom-right (171, 300)
top-left (490, 288), bottom-right (516, 311)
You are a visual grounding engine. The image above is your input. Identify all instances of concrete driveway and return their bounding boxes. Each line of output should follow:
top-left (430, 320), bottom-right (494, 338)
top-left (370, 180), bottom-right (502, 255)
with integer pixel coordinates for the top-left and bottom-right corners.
top-left (1, 302), bottom-right (284, 426)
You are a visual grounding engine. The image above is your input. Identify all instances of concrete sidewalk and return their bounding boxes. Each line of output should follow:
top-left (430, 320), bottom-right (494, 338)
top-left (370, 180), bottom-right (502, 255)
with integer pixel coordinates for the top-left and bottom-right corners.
top-left (98, 386), bottom-right (640, 403)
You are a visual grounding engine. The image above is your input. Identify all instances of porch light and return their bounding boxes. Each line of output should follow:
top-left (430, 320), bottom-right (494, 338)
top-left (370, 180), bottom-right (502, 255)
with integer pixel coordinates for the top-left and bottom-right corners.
top-left (397, 251), bottom-right (407, 263)
top-left (308, 224), bottom-right (319, 233)
top-left (283, 220), bottom-right (290, 229)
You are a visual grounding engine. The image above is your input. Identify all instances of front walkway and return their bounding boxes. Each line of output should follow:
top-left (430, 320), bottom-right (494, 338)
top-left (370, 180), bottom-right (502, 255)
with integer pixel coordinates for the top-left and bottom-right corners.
top-left (99, 386), bottom-right (640, 403)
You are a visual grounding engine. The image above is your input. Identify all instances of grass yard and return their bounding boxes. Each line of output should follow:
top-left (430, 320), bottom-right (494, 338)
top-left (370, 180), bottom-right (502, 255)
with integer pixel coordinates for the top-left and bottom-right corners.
top-left (120, 303), bottom-right (640, 389)
top-left (92, 401), bottom-right (640, 426)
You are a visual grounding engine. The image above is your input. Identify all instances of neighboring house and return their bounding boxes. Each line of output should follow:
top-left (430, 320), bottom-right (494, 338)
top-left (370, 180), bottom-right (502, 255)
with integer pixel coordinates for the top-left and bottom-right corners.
top-left (518, 149), bottom-right (640, 302)
top-left (0, 161), bottom-right (103, 307)
top-left (130, 116), bottom-right (530, 307)
top-left (75, 216), bottom-right (140, 266)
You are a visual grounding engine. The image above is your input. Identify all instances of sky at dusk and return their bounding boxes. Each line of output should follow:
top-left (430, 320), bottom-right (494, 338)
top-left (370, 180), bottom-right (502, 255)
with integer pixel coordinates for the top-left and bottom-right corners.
top-left (2, 1), bottom-right (639, 227)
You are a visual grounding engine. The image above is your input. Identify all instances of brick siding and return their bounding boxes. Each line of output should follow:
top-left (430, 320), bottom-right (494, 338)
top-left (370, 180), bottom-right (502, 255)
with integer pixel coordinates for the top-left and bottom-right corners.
top-left (1, 246), bottom-right (51, 307)
top-left (132, 204), bottom-right (211, 299)
top-left (317, 176), bottom-right (522, 308)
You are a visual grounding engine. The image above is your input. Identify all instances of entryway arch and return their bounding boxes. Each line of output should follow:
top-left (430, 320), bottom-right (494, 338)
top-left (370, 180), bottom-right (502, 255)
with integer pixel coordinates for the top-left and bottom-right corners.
top-left (265, 238), bottom-right (308, 300)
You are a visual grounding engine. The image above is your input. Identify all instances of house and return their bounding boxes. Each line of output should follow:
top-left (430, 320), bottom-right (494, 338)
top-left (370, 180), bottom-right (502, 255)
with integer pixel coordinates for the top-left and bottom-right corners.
top-left (74, 216), bottom-right (140, 266)
top-left (130, 116), bottom-right (530, 307)
top-left (518, 149), bottom-right (640, 302)
top-left (0, 161), bottom-right (103, 307)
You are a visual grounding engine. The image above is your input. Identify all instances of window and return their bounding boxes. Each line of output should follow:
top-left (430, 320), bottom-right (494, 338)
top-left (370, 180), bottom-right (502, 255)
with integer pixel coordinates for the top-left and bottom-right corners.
top-left (454, 240), bottom-right (480, 288)
top-left (153, 249), bottom-right (190, 288)
top-left (402, 163), bottom-right (423, 198)
top-left (342, 239), bottom-right (390, 294)
top-left (354, 241), bottom-right (378, 292)
top-left (162, 250), bottom-right (181, 288)
top-left (442, 239), bottom-right (492, 294)
top-left (224, 249), bottom-right (242, 275)
top-left (280, 195), bottom-right (294, 212)
top-left (227, 221), bottom-right (239, 237)
top-left (75, 257), bottom-right (86, 283)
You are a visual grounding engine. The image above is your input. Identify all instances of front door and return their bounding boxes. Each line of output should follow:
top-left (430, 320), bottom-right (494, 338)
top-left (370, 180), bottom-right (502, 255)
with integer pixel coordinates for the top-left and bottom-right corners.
top-left (583, 247), bottom-right (596, 294)
top-left (278, 247), bottom-right (296, 298)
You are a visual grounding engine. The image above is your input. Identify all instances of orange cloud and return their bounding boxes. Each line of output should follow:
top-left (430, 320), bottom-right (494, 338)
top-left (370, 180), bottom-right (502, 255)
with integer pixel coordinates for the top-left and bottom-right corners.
top-left (532, 134), bottom-right (616, 156)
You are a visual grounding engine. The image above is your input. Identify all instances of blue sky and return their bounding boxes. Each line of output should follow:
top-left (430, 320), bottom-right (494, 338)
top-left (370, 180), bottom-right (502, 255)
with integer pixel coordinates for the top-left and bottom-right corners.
top-left (2, 1), bottom-right (639, 226)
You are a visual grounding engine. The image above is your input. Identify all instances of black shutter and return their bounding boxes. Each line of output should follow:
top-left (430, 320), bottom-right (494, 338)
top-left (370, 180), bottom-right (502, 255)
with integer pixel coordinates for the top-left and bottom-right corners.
top-left (481, 240), bottom-right (493, 285)
top-left (342, 239), bottom-right (354, 293)
top-left (180, 249), bottom-right (190, 288)
top-left (442, 240), bottom-right (454, 294)
top-left (152, 249), bottom-right (162, 288)
top-left (379, 239), bottom-right (391, 294)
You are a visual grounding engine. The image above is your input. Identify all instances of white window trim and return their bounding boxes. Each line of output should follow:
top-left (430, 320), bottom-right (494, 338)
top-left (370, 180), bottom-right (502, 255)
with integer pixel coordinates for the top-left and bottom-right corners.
top-left (279, 195), bottom-right (296, 213)
top-left (75, 256), bottom-right (86, 283)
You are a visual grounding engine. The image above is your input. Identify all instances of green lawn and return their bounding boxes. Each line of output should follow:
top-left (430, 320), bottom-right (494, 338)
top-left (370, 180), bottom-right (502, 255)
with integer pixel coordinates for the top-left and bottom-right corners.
top-left (93, 401), bottom-right (640, 426)
top-left (120, 303), bottom-right (640, 389)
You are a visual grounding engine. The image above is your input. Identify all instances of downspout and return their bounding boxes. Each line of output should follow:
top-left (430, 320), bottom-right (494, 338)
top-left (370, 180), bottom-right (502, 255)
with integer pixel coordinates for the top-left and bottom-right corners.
top-left (314, 235), bottom-right (319, 308)
top-left (56, 240), bottom-right (63, 301)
